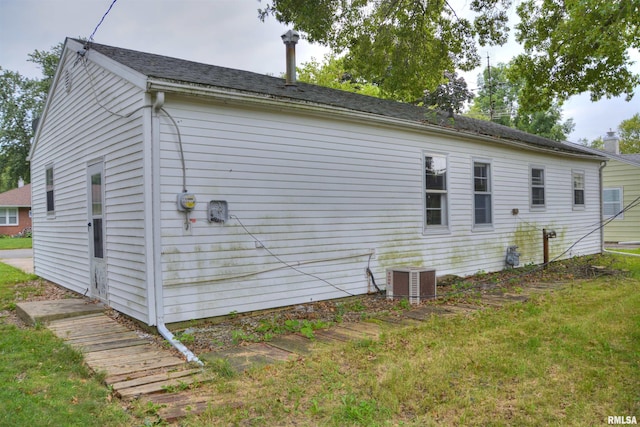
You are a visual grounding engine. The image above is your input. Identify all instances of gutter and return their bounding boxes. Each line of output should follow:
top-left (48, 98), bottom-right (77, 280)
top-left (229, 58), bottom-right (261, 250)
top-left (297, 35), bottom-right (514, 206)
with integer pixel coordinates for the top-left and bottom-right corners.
top-left (150, 91), bottom-right (203, 366)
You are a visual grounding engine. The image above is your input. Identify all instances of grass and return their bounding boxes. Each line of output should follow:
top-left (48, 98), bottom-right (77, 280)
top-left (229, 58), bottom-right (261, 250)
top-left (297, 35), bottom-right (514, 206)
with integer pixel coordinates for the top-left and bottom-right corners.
top-left (0, 236), bottom-right (32, 250)
top-left (0, 262), bottom-right (134, 426)
top-left (0, 263), bottom-right (38, 310)
top-left (183, 254), bottom-right (640, 426)
top-left (611, 247), bottom-right (640, 255)
top-left (1, 255), bottom-right (638, 426)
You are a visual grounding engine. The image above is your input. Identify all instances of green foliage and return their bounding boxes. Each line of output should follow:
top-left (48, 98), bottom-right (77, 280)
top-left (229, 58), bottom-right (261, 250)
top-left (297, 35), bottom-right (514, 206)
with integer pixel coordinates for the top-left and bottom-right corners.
top-left (230, 329), bottom-right (261, 344)
top-left (423, 71), bottom-right (474, 117)
top-left (469, 62), bottom-right (575, 141)
top-left (297, 55), bottom-right (382, 98)
top-left (618, 113), bottom-right (640, 153)
top-left (512, 1), bottom-right (640, 111)
top-left (260, 0), bottom-right (512, 102)
top-left (262, 1), bottom-right (638, 112)
top-left (175, 331), bottom-right (195, 345)
top-left (0, 44), bottom-right (61, 192)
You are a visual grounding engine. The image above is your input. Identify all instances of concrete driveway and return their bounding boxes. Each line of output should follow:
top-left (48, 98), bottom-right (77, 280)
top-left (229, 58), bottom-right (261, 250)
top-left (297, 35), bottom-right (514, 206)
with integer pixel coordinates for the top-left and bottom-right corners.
top-left (0, 248), bottom-right (34, 274)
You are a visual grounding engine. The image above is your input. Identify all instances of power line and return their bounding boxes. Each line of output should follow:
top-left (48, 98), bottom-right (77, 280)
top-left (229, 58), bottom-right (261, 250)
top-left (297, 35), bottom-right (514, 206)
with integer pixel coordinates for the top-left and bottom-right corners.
top-left (88, 0), bottom-right (118, 42)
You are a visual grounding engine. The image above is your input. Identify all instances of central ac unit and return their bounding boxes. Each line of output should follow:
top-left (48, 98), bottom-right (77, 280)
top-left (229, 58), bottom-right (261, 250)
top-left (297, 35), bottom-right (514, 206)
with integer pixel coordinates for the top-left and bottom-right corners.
top-left (386, 267), bottom-right (436, 304)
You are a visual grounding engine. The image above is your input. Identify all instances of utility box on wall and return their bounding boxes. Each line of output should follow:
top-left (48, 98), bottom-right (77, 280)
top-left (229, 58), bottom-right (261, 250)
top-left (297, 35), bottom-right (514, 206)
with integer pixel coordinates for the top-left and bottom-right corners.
top-left (386, 267), bottom-right (436, 304)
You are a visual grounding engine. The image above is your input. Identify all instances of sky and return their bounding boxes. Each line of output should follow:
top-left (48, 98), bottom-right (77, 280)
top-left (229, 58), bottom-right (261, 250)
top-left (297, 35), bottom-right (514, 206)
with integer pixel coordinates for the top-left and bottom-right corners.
top-left (0, 0), bottom-right (638, 143)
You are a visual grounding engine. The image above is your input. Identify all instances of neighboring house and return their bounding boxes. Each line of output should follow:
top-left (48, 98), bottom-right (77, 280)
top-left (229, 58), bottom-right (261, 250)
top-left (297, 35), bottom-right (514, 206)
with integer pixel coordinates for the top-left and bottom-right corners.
top-left (598, 133), bottom-right (640, 243)
top-left (0, 182), bottom-right (32, 237)
top-left (29, 37), bottom-right (605, 329)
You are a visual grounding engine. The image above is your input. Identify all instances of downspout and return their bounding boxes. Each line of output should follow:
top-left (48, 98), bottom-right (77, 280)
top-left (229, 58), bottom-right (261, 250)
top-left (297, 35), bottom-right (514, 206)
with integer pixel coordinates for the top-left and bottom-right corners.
top-left (599, 161), bottom-right (606, 253)
top-left (151, 91), bottom-right (203, 366)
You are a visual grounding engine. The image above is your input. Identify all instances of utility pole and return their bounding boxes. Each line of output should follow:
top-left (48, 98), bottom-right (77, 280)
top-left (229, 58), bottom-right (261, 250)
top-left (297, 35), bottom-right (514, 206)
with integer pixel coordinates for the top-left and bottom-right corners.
top-left (487, 53), bottom-right (494, 121)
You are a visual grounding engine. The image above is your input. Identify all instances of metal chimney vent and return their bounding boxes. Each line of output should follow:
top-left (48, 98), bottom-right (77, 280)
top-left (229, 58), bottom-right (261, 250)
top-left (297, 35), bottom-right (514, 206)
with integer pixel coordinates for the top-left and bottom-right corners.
top-left (281, 30), bottom-right (300, 86)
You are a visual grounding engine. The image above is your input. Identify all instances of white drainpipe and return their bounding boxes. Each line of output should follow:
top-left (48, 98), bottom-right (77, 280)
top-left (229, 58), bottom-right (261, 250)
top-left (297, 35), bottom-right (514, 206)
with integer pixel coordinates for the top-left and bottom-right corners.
top-left (151, 91), bottom-right (203, 366)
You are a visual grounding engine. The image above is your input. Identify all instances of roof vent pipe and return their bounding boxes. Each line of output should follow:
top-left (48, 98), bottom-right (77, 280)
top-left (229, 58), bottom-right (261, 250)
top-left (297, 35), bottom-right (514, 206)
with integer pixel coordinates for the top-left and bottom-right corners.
top-left (603, 129), bottom-right (620, 155)
top-left (281, 29), bottom-right (300, 86)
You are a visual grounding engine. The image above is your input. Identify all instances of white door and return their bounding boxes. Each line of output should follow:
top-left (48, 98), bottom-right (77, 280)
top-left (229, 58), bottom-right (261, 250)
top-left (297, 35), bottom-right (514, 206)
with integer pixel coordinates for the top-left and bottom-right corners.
top-left (87, 162), bottom-right (107, 301)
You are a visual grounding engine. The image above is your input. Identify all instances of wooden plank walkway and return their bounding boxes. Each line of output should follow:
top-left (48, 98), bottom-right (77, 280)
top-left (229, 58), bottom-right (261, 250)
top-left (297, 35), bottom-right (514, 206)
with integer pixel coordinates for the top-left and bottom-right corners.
top-left (44, 285), bottom-right (560, 423)
top-left (47, 313), bottom-right (208, 401)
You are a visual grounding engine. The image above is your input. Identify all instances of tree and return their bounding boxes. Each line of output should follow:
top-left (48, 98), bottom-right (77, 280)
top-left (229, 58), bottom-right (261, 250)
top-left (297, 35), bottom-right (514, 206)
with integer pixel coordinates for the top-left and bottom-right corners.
top-left (513, 108), bottom-right (575, 142)
top-left (297, 54), bottom-right (382, 97)
top-left (618, 113), bottom-right (640, 154)
top-left (511, 0), bottom-right (640, 111)
top-left (469, 62), bottom-right (575, 141)
top-left (468, 62), bottom-right (518, 126)
top-left (259, 1), bottom-right (639, 111)
top-left (0, 44), bottom-right (60, 191)
top-left (423, 71), bottom-right (474, 117)
top-left (259, 0), bottom-right (511, 102)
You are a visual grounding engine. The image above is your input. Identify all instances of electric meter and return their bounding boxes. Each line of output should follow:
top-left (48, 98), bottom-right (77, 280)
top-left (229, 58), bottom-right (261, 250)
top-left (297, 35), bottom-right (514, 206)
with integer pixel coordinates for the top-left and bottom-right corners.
top-left (177, 192), bottom-right (196, 211)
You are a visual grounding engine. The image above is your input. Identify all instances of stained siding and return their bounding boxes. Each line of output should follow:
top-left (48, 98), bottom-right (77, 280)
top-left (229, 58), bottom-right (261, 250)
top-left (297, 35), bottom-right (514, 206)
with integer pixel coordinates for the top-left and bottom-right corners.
top-left (159, 96), bottom-right (602, 323)
top-left (30, 45), bottom-right (149, 323)
top-left (603, 160), bottom-right (640, 242)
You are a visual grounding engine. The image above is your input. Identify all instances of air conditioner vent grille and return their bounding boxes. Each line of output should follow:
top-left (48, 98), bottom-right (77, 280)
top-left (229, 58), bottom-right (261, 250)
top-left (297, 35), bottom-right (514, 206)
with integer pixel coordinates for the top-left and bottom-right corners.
top-left (386, 267), bottom-right (436, 304)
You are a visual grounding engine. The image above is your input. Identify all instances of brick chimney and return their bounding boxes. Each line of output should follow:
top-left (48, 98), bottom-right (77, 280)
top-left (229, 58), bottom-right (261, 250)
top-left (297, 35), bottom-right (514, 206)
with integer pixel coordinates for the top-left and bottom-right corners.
top-left (603, 130), bottom-right (620, 155)
top-left (281, 30), bottom-right (300, 86)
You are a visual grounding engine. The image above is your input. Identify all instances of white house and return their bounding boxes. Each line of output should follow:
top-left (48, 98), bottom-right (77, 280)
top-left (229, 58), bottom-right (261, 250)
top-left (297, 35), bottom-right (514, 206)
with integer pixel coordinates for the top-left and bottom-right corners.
top-left (29, 38), bottom-right (605, 332)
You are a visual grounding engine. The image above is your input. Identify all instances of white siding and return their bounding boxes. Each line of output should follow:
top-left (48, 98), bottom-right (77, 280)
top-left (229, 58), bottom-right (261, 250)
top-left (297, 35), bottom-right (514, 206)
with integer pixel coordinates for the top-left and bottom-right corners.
top-left (30, 46), bottom-right (150, 323)
top-left (159, 96), bottom-right (602, 323)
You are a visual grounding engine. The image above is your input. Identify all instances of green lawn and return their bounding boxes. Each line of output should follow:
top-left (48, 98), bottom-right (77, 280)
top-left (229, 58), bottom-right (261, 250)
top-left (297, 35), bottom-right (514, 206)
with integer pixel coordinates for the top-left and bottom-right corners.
top-left (0, 263), bottom-right (134, 427)
top-left (187, 255), bottom-right (640, 426)
top-left (611, 247), bottom-right (640, 255)
top-left (0, 237), bottom-right (32, 250)
top-left (1, 255), bottom-right (638, 426)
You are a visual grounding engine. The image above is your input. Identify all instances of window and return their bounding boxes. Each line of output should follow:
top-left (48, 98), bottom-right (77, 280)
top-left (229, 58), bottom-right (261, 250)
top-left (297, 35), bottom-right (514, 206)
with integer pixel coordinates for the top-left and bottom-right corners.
top-left (474, 162), bottom-right (492, 225)
top-left (531, 167), bottom-right (545, 207)
top-left (572, 171), bottom-right (585, 207)
top-left (0, 208), bottom-right (18, 226)
top-left (425, 155), bottom-right (448, 227)
top-left (603, 188), bottom-right (623, 219)
top-left (46, 166), bottom-right (54, 214)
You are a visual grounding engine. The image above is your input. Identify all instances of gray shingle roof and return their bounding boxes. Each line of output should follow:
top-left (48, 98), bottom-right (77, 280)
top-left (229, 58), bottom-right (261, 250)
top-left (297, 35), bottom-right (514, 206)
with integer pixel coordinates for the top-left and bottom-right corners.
top-left (79, 39), bottom-right (600, 158)
top-left (0, 184), bottom-right (31, 207)
top-left (622, 154), bottom-right (640, 166)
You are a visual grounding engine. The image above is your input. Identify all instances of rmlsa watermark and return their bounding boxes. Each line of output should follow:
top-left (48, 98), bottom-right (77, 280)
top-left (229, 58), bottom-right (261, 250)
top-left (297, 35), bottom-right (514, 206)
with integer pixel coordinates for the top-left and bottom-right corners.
top-left (608, 416), bottom-right (637, 425)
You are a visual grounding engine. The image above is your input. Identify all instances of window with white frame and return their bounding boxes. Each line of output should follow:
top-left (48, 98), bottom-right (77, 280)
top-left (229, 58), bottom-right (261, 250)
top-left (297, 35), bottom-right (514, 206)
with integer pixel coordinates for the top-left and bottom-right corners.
top-left (0, 208), bottom-right (18, 226)
top-left (531, 167), bottom-right (545, 207)
top-left (603, 188), bottom-right (623, 219)
top-left (572, 170), bottom-right (585, 207)
top-left (425, 155), bottom-right (448, 227)
top-left (474, 162), bottom-right (492, 225)
top-left (46, 165), bottom-right (55, 214)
